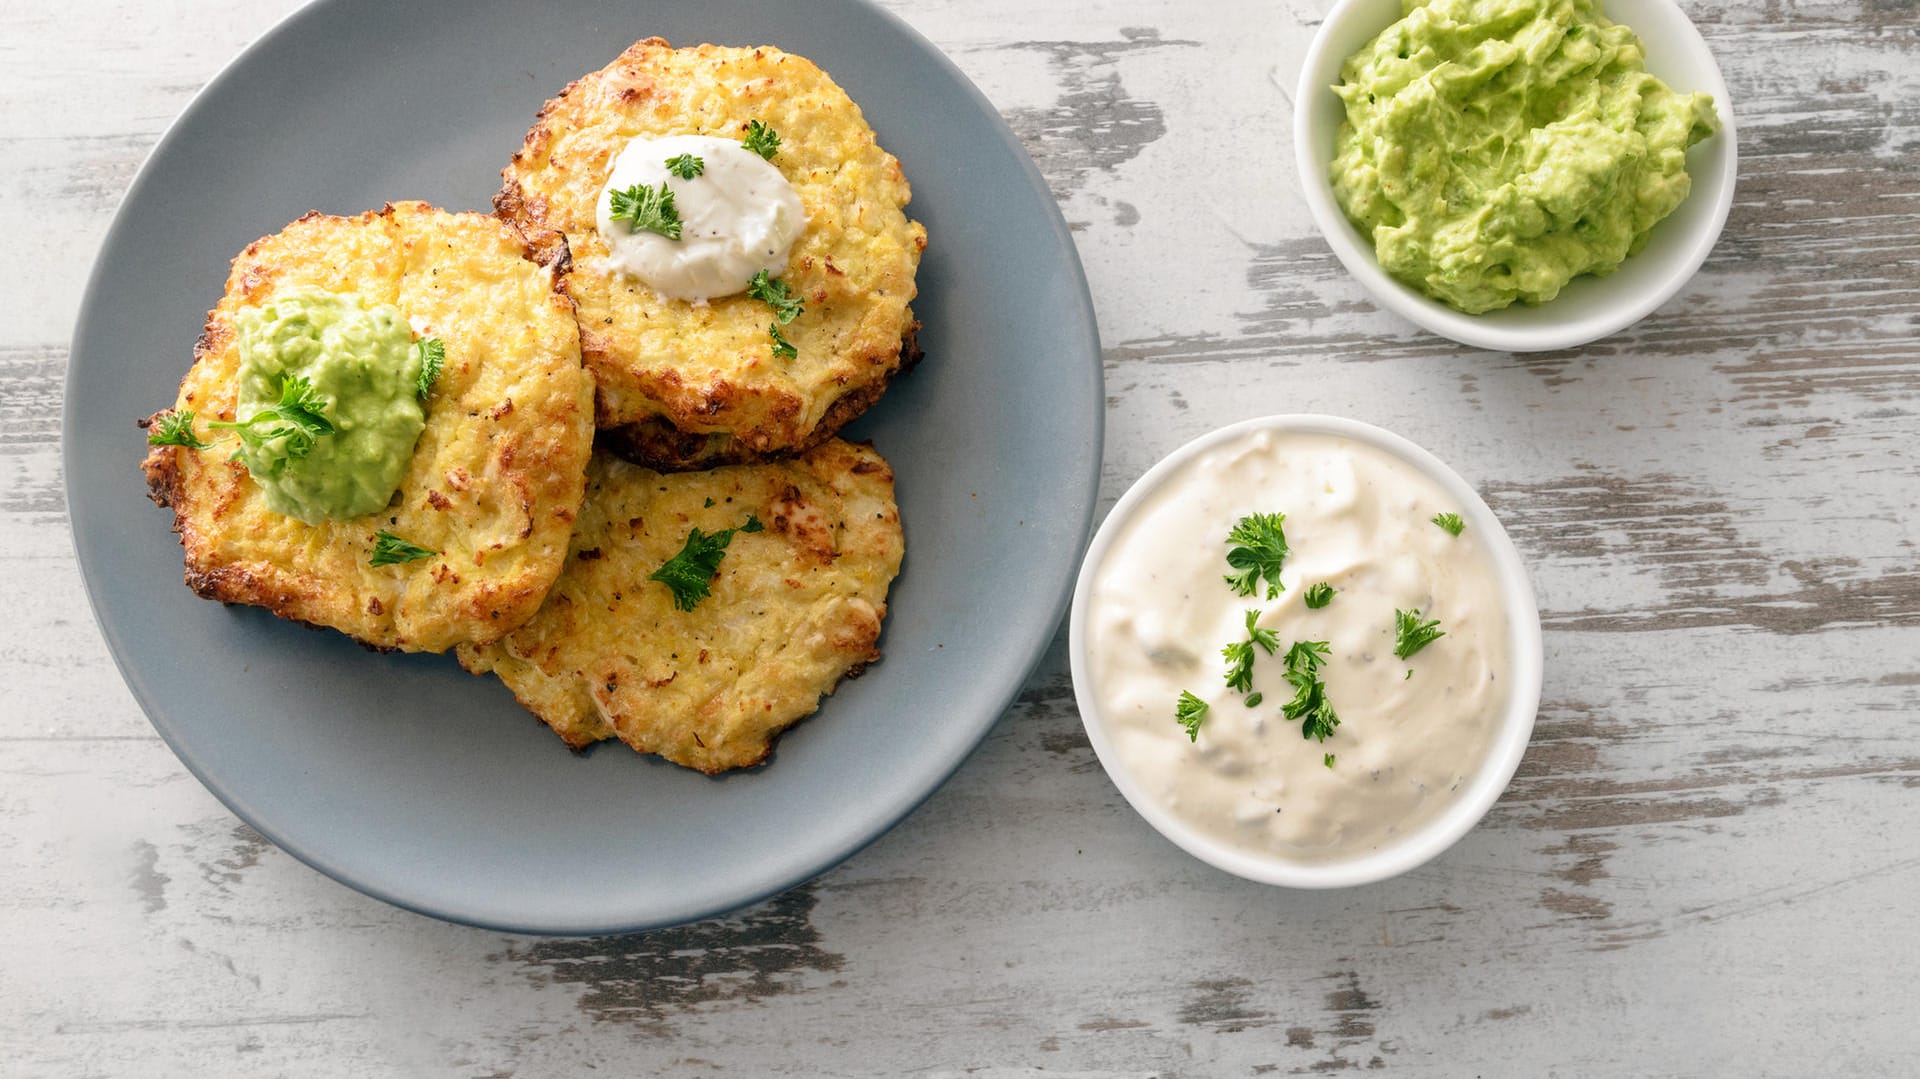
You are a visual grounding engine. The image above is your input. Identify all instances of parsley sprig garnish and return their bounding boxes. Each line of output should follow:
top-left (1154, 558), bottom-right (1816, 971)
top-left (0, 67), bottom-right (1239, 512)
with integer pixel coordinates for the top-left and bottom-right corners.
top-left (665, 153), bottom-right (705, 179)
top-left (415, 337), bottom-right (445, 400)
top-left (1223, 512), bottom-right (1288, 599)
top-left (1221, 609), bottom-right (1280, 693)
top-left (742, 119), bottom-right (782, 160)
top-left (609, 181), bottom-right (683, 239)
top-left (747, 270), bottom-right (804, 323)
top-left (649, 515), bottom-right (766, 612)
top-left (207, 374), bottom-right (335, 466)
top-left (147, 409), bottom-right (210, 450)
top-left (1303, 582), bottom-right (1336, 609)
top-left (1393, 607), bottom-right (1445, 659)
top-left (1174, 690), bottom-right (1209, 743)
top-left (369, 531), bottom-right (436, 567)
top-left (1431, 511), bottom-right (1465, 537)
top-left (1280, 640), bottom-right (1339, 742)
top-left (747, 271), bottom-right (804, 360)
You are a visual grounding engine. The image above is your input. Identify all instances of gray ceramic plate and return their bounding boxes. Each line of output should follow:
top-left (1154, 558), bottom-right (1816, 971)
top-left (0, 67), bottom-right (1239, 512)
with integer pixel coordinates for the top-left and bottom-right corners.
top-left (65, 0), bottom-right (1102, 934)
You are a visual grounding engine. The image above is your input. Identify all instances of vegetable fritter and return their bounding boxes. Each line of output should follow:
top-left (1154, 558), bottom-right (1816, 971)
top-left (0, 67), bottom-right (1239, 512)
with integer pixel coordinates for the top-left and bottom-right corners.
top-left (457, 439), bottom-right (904, 772)
top-left (496, 39), bottom-right (926, 471)
top-left (141, 202), bottom-right (594, 653)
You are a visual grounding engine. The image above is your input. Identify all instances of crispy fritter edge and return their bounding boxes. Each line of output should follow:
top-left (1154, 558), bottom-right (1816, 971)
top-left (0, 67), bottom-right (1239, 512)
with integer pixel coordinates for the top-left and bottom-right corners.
top-left (592, 325), bottom-right (923, 472)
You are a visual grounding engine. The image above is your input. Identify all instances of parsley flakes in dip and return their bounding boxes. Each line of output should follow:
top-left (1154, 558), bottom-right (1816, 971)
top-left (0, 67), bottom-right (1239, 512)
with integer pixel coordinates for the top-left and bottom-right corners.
top-left (1330, 0), bottom-right (1720, 314)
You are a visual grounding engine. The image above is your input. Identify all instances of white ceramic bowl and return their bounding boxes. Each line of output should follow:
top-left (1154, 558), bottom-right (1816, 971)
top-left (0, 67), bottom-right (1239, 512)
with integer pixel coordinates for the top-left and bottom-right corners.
top-left (1293, 0), bottom-right (1738, 352)
top-left (1069, 415), bottom-right (1543, 887)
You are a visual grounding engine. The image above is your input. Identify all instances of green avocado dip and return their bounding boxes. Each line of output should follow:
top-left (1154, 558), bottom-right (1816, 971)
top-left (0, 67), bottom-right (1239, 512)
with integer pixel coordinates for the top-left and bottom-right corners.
top-left (1330, 0), bottom-right (1720, 314)
top-left (228, 287), bottom-right (425, 523)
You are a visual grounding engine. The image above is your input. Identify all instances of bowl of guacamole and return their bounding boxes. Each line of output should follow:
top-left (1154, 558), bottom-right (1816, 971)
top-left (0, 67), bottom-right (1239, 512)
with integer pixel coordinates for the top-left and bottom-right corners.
top-left (1295, 0), bottom-right (1736, 351)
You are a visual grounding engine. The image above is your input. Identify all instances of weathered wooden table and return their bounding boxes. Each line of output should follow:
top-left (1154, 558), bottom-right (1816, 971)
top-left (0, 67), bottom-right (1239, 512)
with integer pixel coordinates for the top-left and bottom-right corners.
top-left (7, 1), bottom-right (1916, 1073)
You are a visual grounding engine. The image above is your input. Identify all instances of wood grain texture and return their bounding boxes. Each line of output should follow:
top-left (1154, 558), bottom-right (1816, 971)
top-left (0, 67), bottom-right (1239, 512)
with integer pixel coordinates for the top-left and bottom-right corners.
top-left (5, 0), bottom-right (1918, 1075)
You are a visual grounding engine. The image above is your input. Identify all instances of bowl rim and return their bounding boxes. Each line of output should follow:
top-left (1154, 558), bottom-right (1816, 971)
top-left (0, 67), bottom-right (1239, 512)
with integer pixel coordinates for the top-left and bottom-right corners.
top-left (1068, 414), bottom-right (1544, 888)
top-left (1292, 0), bottom-right (1740, 353)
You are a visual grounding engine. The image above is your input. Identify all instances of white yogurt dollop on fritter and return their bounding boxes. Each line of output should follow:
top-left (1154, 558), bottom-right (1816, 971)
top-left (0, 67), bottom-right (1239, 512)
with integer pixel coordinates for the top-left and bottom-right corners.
top-left (595, 134), bottom-right (806, 302)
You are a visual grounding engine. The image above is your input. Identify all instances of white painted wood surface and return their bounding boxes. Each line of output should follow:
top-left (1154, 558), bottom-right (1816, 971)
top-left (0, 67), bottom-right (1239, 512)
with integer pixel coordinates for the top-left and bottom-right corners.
top-left (6, 0), bottom-right (1918, 1074)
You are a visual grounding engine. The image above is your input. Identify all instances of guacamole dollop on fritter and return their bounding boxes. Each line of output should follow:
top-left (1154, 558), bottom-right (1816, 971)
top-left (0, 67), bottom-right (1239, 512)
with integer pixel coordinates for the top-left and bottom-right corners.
top-left (142, 202), bottom-right (595, 653)
top-left (496, 38), bottom-right (927, 471)
top-left (224, 287), bottom-right (424, 523)
top-left (457, 439), bottom-right (904, 773)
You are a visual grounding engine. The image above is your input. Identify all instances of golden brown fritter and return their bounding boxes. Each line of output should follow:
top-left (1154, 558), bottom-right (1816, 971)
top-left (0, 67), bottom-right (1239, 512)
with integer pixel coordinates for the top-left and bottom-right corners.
top-left (141, 201), bottom-right (594, 653)
top-left (456, 439), bottom-right (904, 772)
top-left (496, 38), bottom-right (927, 471)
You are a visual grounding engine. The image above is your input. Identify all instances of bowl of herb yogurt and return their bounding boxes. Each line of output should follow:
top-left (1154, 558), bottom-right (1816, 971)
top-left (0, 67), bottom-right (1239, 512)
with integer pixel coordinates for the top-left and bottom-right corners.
top-left (1068, 415), bottom-right (1542, 887)
top-left (1294, 0), bottom-right (1737, 351)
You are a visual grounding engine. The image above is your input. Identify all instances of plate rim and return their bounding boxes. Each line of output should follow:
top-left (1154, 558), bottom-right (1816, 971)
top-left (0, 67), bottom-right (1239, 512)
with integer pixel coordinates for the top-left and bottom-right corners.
top-left (63, 0), bottom-right (1105, 935)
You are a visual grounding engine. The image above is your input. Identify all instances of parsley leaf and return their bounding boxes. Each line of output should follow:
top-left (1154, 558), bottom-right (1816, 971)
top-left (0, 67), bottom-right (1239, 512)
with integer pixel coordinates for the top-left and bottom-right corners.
top-left (147, 409), bottom-right (210, 450)
top-left (275, 374), bottom-right (333, 429)
top-left (1244, 608), bottom-right (1280, 655)
top-left (749, 270), bottom-right (804, 360)
top-left (1282, 639), bottom-right (1330, 675)
top-left (609, 182), bottom-right (683, 239)
top-left (1431, 511), bottom-right (1465, 537)
top-left (1324, 753), bottom-right (1336, 768)
top-left (1298, 706), bottom-right (1338, 744)
top-left (208, 374), bottom-right (336, 465)
top-left (1393, 608), bottom-right (1445, 659)
top-left (415, 337), bottom-right (445, 400)
top-left (665, 153), bottom-right (705, 179)
top-left (742, 119), bottom-right (782, 160)
top-left (1222, 639), bottom-right (1257, 693)
top-left (1245, 692), bottom-right (1264, 708)
top-left (1223, 512), bottom-right (1288, 599)
top-left (369, 530), bottom-right (436, 566)
top-left (746, 270), bottom-right (805, 324)
top-left (648, 515), bottom-right (765, 612)
top-left (1303, 582), bottom-right (1337, 609)
top-left (1175, 690), bottom-right (1209, 742)
top-left (1280, 639), bottom-right (1339, 742)
top-left (1223, 610), bottom-right (1280, 693)
top-left (768, 323), bottom-right (798, 360)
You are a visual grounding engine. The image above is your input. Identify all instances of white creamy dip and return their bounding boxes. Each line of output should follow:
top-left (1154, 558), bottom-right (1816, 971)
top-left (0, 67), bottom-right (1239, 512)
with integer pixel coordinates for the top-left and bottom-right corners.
top-left (595, 134), bottom-right (806, 302)
top-left (1082, 428), bottom-right (1510, 863)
